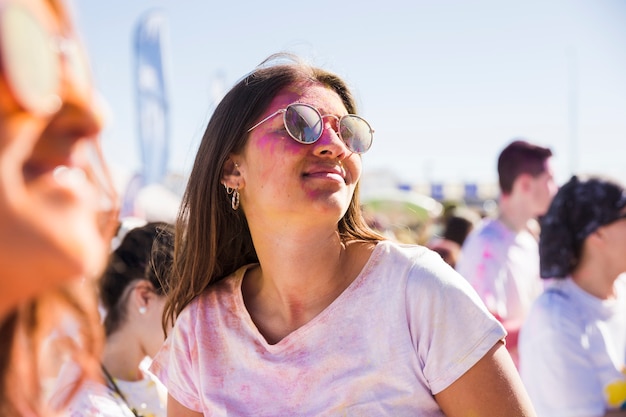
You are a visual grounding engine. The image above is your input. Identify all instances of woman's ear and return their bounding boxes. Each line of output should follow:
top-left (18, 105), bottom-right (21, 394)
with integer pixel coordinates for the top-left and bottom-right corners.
top-left (131, 280), bottom-right (155, 314)
top-left (591, 224), bottom-right (612, 242)
top-left (221, 158), bottom-right (243, 189)
top-left (585, 226), bottom-right (613, 255)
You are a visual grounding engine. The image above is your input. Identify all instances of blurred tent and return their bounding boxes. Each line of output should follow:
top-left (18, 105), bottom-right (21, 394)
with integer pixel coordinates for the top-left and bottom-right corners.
top-left (360, 187), bottom-right (443, 244)
top-left (109, 166), bottom-right (182, 225)
top-left (133, 183), bottom-right (180, 223)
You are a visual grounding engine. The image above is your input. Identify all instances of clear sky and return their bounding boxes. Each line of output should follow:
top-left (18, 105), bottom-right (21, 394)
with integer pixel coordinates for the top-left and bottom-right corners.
top-left (71, 0), bottom-right (626, 190)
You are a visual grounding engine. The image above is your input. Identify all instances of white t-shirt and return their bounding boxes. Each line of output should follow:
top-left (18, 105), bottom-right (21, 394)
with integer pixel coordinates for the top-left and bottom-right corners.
top-left (50, 361), bottom-right (167, 417)
top-left (151, 240), bottom-right (505, 416)
top-left (456, 218), bottom-right (543, 323)
top-left (519, 276), bottom-right (626, 417)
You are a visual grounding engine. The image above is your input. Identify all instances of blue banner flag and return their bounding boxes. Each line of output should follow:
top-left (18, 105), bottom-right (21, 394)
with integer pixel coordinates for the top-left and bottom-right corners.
top-left (134, 9), bottom-right (170, 185)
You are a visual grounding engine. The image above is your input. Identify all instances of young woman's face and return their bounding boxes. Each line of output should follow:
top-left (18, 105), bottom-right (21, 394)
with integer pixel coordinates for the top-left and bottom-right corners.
top-left (0, 0), bottom-right (118, 312)
top-left (236, 83), bottom-right (362, 229)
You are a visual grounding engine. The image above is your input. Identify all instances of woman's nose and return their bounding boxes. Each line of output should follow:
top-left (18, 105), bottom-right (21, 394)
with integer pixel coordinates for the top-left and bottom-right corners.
top-left (314, 118), bottom-right (348, 157)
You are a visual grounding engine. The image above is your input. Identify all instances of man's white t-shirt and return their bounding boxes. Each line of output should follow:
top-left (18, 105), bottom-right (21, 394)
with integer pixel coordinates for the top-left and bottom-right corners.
top-left (456, 218), bottom-right (543, 323)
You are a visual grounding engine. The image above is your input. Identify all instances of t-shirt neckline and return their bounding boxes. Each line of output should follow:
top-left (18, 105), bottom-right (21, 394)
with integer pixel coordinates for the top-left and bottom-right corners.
top-left (231, 241), bottom-right (385, 350)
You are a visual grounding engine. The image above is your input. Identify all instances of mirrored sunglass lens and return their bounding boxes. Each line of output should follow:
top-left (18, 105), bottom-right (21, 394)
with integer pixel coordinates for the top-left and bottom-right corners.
top-left (284, 105), bottom-right (323, 143)
top-left (340, 116), bottom-right (373, 153)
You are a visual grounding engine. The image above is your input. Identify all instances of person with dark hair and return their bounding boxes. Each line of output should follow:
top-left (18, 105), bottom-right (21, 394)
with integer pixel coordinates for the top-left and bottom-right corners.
top-left (443, 208), bottom-right (480, 246)
top-left (429, 206), bottom-right (481, 268)
top-left (519, 175), bottom-right (626, 417)
top-left (149, 54), bottom-right (536, 416)
top-left (456, 139), bottom-right (558, 367)
top-left (50, 222), bottom-right (174, 417)
top-left (0, 0), bottom-right (119, 415)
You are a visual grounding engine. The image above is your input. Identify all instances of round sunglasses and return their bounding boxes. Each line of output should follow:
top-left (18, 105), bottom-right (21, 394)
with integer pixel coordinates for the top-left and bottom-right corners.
top-left (247, 103), bottom-right (374, 154)
top-left (0, 2), bottom-right (92, 115)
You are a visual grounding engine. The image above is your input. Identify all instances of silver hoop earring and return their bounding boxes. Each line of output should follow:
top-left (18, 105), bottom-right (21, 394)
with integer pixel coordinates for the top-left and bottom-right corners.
top-left (225, 185), bottom-right (234, 195)
top-left (231, 188), bottom-right (240, 210)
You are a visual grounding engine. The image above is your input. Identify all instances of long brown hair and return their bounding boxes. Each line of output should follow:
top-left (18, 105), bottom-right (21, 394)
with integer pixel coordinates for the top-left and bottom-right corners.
top-left (163, 54), bottom-right (383, 328)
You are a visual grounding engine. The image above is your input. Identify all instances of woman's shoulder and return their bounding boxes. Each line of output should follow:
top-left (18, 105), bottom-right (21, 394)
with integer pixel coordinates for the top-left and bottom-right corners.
top-left (369, 240), bottom-right (463, 289)
top-left (526, 279), bottom-right (586, 331)
top-left (177, 264), bottom-right (255, 324)
top-left (463, 218), bottom-right (509, 246)
top-left (372, 239), bottom-right (431, 261)
top-left (189, 264), bottom-right (254, 303)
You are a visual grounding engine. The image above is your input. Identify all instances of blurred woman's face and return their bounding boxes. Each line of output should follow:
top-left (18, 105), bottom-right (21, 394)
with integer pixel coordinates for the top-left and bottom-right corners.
top-left (0, 0), bottom-right (118, 317)
top-left (530, 158), bottom-right (558, 218)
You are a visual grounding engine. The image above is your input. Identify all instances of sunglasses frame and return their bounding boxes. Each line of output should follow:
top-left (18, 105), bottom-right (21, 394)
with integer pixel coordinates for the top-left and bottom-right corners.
top-left (247, 102), bottom-right (374, 154)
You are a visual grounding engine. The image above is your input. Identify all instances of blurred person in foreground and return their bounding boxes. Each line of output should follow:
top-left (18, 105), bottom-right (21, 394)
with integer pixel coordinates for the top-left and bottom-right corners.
top-left (149, 53), bottom-right (536, 416)
top-left (455, 139), bottom-right (558, 367)
top-left (519, 175), bottom-right (626, 417)
top-left (0, 0), bottom-right (118, 415)
top-left (50, 222), bottom-right (174, 416)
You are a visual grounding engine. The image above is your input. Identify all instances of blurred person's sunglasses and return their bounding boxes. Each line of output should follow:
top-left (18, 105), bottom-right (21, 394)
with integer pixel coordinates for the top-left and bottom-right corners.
top-left (0, 2), bottom-right (93, 115)
top-left (247, 103), bottom-right (374, 154)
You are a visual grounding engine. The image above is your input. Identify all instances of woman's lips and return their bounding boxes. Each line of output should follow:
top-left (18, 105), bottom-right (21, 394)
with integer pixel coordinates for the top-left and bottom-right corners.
top-left (303, 165), bottom-right (346, 183)
top-left (304, 171), bottom-right (345, 183)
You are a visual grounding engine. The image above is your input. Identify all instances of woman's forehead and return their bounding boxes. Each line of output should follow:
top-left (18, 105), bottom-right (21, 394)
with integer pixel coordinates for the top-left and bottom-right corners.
top-left (267, 83), bottom-right (346, 113)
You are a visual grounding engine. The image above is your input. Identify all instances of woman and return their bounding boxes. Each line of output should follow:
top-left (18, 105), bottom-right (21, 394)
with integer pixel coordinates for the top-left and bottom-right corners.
top-left (0, 0), bottom-right (118, 415)
top-left (519, 175), bottom-right (626, 417)
top-left (51, 222), bottom-right (173, 416)
top-left (151, 54), bottom-right (535, 416)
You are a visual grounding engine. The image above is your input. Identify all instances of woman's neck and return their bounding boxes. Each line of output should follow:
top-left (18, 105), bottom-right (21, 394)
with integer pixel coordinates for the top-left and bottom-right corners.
top-left (571, 263), bottom-right (619, 300)
top-left (102, 328), bottom-right (146, 381)
top-left (242, 233), bottom-right (374, 343)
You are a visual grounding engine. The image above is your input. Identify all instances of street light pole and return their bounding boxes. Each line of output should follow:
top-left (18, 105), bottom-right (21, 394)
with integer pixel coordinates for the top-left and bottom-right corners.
top-left (568, 47), bottom-right (578, 177)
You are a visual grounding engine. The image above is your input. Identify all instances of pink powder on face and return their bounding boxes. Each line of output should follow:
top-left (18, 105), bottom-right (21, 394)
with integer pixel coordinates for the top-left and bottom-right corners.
top-left (249, 85), bottom-right (318, 156)
top-left (254, 132), bottom-right (301, 156)
top-left (242, 83), bottom-right (360, 219)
